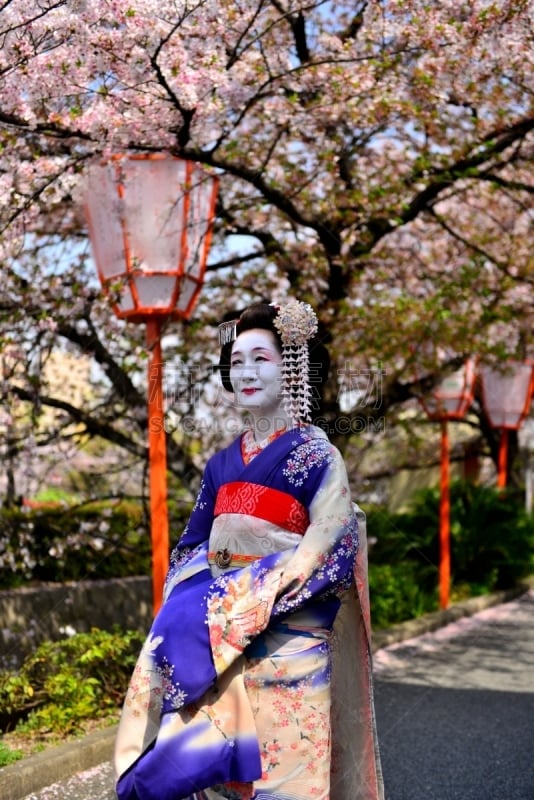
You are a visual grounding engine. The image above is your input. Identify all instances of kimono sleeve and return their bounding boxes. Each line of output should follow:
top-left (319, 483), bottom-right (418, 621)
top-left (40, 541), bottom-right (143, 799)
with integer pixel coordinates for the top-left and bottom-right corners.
top-left (272, 438), bottom-right (358, 615)
top-left (163, 455), bottom-right (219, 597)
top-left (176, 460), bottom-right (218, 549)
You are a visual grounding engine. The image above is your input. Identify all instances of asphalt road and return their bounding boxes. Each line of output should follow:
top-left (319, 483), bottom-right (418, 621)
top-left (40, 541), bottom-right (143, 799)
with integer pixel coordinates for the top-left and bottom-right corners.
top-left (21, 590), bottom-right (534, 800)
top-left (374, 590), bottom-right (534, 800)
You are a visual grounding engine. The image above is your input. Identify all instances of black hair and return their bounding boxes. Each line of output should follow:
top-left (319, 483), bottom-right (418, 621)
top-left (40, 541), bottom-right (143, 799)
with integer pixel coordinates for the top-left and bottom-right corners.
top-left (218, 302), bottom-right (330, 413)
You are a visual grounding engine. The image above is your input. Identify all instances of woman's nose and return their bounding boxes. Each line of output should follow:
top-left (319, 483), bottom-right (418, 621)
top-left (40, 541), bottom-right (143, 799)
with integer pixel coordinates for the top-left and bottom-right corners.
top-left (240, 362), bottom-right (257, 380)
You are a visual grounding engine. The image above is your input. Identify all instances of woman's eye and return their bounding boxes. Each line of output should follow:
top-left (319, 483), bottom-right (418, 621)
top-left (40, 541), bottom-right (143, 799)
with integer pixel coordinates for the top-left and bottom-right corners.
top-left (230, 359), bottom-right (241, 367)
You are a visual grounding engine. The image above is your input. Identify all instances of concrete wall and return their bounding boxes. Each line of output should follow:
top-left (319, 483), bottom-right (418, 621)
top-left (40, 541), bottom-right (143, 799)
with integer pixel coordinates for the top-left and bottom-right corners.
top-left (0, 576), bottom-right (152, 670)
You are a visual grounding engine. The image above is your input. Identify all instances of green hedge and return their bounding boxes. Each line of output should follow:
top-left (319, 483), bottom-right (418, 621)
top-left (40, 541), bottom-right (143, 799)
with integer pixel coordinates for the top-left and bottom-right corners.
top-left (367, 481), bottom-right (534, 628)
top-left (0, 490), bottom-right (195, 589)
top-left (0, 501), bottom-right (151, 588)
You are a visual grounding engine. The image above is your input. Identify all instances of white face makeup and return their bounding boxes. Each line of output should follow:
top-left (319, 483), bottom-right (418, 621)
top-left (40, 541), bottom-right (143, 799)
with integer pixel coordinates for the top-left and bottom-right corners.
top-left (229, 329), bottom-right (284, 420)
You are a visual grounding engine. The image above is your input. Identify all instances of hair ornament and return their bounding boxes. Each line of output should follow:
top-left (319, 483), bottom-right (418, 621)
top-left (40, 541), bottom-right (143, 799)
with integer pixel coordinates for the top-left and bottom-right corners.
top-left (272, 300), bottom-right (318, 346)
top-left (218, 318), bottom-right (239, 346)
top-left (273, 300), bottom-right (318, 426)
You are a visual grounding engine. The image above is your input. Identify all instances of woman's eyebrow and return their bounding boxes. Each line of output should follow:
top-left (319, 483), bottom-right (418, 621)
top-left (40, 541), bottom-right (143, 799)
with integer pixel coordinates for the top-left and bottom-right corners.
top-left (232, 346), bottom-right (275, 356)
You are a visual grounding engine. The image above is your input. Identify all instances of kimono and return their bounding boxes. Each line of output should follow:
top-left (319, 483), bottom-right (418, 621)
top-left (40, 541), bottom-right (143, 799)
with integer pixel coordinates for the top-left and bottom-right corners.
top-left (114, 424), bottom-right (384, 800)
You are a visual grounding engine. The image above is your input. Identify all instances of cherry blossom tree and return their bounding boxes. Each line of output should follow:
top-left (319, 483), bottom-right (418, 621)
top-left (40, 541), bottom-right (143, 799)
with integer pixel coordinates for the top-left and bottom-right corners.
top-left (0, 0), bottom-right (532, 499)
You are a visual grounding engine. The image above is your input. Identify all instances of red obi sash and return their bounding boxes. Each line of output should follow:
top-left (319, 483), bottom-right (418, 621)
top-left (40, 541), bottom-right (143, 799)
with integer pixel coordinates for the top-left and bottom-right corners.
top-left (214, 481), bottom-right (309, 535)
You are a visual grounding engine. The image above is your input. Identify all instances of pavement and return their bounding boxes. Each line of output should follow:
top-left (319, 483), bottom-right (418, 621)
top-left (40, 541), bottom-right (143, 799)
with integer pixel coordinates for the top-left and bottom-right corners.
top-left (374, 587), bottom-right (534, 799)
top-left (1, 581), bottom-right (533, 800)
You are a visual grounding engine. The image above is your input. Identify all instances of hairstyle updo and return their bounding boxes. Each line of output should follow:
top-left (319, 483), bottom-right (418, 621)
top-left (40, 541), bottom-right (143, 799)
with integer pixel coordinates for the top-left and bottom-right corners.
top-left (218, 302), bottom-right (330, 413)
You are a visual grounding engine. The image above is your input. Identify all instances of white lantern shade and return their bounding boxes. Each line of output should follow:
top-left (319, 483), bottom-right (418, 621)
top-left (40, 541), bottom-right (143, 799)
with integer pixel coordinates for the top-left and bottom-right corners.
top-left (84, 153), bottom-right (218, 322)
top-left (420, 358), bottom-right (477, 421)
top-left (480, 361), bottom-right (534, 429)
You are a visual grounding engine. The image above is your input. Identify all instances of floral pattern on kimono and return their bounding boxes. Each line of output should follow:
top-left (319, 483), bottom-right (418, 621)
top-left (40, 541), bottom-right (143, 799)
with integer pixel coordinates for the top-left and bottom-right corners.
top-left (114, 425), bottom-right (384, 800)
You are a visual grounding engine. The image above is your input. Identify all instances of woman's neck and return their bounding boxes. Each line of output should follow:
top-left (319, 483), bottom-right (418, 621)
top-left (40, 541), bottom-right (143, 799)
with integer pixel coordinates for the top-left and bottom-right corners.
top-left (246, 409), bottom-right (292, 442)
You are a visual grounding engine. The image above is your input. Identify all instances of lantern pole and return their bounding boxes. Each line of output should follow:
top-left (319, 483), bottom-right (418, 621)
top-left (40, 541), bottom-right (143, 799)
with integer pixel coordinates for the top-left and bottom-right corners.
top-left (497, 428), bottom-right (509, 490)
top-left (522, 419), bottom-right (534, 515)
top-left (146, 318), bottom-right (168, 613)
top-left (480, 362), bottom-right (534, 491)
top-left (439, 420), bottom-right (451, 609)
top-left (84, 153), bottom-right (219, 618)
top-left (419, 357), bottom-right (476, 610)
top-left (526, 450), bottom-right (533, 515)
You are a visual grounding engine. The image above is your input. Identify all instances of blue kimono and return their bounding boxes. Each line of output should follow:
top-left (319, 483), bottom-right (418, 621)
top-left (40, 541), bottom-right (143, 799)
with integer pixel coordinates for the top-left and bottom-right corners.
top-left (114, 425), bottom-right (383, 800)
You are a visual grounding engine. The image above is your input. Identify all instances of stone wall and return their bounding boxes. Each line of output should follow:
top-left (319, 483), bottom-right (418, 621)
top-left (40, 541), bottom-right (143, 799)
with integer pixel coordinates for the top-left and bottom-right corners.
top-left (0, 576), bottom-right (152, 669)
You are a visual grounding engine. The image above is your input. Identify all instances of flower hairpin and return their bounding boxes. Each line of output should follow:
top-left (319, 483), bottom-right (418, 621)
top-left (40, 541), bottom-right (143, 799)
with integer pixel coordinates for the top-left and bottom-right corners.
top-left (273, 300), bottom-right (318, 426)
top-left (272, 300), bottom-right (318, 345)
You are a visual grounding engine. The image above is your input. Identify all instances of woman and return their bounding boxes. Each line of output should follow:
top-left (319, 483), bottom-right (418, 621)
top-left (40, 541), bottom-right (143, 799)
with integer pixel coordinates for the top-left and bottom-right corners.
top-left (114, 300), bottom-right (384, 800)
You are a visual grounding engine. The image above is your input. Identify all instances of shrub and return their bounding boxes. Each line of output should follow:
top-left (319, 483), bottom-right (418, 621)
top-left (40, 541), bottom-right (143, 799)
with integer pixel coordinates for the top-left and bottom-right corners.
top-left (366, 481), bottom-right (534, 628)
top-left (0, 739), bottom-right (24, 767)
top-left (0, 492), bottom-right (195, 589)
top-left (447, 483), bottom-right (534, 590)
top-left (368, 561), bottom-right (437, 629)
top-left (0, 501), bottom-right (152, 588)
top-left (0, 627), bottom-right (145, 736)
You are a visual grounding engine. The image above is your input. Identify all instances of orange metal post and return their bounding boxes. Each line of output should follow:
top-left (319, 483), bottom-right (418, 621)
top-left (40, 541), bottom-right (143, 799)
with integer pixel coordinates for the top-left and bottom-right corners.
top-left (439, 420), bottom-right (451, 610)
top-left (146, 319), bottom-right (170, 614)
top-left (497, 428), bottom-right (508, 489)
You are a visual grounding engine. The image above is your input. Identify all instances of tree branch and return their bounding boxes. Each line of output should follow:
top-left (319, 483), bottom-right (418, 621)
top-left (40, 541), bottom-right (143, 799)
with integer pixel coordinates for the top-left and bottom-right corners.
top-left (348, 115), bottom-right (534, 264)
top-left (57, 316), bottom-right (145, 409)
top-left (475, 172), bottom-right (534, 193)
top-left (11, 385), bottom-right (147, 458)
top-left (268, 2), bottom-right (310, 64)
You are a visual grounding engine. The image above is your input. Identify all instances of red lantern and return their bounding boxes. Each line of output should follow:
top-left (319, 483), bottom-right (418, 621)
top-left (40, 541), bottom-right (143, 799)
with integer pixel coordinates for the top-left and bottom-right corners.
top-left (84, 153), bottom-right (219, 613)
top-left (480, 362), bottom-right (534, 488)
top-left (85, 153), bottom-right (218, 323)
top-left (419, 358), bottom-right (477, 422)
top-left (419, 358), bottom-right (477, 609)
